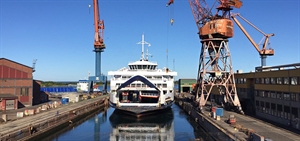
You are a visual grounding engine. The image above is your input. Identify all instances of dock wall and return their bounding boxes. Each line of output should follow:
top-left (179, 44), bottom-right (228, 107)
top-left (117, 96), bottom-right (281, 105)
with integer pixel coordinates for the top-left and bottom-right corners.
top-left (0, 96), bottom-right (109, 141)
top-left (176, 99), bottom-right (247, 141)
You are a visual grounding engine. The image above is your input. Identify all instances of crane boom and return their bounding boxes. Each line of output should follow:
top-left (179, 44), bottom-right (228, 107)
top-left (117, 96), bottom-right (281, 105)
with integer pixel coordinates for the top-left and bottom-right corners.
top-left (231, 13), bottom-right (274, 66)
top-left (93, 0), bottom-right (105, 49)
top-left (188, 0), bottom-right (212, 30)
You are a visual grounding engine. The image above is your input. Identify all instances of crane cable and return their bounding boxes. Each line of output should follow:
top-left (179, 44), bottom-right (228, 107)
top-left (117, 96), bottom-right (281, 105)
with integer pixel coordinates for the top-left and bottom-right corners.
top-left (166, 1), bottom-right (174, 68)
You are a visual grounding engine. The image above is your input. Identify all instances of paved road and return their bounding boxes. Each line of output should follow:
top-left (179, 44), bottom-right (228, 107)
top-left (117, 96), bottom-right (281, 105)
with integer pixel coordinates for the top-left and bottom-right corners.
top-left (201, 104), bottom-right (300, 141)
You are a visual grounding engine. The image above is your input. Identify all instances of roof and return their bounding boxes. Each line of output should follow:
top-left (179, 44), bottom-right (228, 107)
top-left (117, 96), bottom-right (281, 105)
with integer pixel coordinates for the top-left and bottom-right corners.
top-left (116, 75), bottom-right (160, 92)
top-left (128, 60), bottom-right (157, 66)
top-left (0, 94), bottom-right (18, 99)
top-left (0, 58), bottom-right (32, 69)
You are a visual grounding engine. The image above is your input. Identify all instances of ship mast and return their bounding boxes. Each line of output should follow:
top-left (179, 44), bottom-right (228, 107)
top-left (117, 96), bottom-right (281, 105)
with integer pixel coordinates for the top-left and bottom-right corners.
top-left (137, 34), bottom-right (151, 61)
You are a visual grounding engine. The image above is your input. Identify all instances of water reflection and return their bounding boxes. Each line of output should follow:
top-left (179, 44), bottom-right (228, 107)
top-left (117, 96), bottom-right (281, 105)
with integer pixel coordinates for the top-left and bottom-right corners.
top-left (109, 109), bottom-right (175, 141)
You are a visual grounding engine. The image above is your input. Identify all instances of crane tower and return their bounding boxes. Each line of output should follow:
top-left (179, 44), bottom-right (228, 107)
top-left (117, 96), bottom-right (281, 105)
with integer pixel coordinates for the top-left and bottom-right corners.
top-left (168, 0), bottom-right (244, 113)
top-left (88, 0), bottom-right (107, 93)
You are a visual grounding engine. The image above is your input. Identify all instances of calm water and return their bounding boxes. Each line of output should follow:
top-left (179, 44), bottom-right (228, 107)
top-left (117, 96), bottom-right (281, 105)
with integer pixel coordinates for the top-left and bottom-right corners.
top-left (41, 104), bottom-right (214, 141)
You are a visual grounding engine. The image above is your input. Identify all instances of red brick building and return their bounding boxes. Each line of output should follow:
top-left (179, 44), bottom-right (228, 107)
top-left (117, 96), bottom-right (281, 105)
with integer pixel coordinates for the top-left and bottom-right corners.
top-left (0, 58), bottom-right (41, 109)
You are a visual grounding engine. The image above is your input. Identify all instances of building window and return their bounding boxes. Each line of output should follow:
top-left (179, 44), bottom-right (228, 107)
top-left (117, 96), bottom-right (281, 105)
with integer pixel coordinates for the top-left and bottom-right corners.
top-left (261, 78), bottom-right (265, 84)
top-left (260, 91), bottom-right (265, 97)
top-left (283, 77), bottom-right (289, 85)
top-left (265, 102), bottom-right (270, 114)
top-left (290, 77), bottom-right (298, 85)
top-left (255, 100), bottom-right (259, 111)
top-left (277, 104), bottom-right (282, 118)
top-left (291, 93), bottom-right (298, 101)
top-left (271, 103), bottom-right (276, 116)
top-left (255, 78), bottom-right (260, 84)
top-left (255, 90), bottom-right (259, 96)
top-left (284, 106), bottom-right (290, 119)
top-left (277, 92), bottom-right (282, 99)
top-left (241, 78), bottom-right (244, 83)
top-left (276, 77), bottom-right (282, 84)
top-left (271, 91), bottom-right (276, 98)
top-left (265, 78), bottom-right (270, 84)
top-left (20, 88), bottom-right (29, 96)
top-left (260, 101), bottom-right (265, 112)
top-left (283, 93), bottom-right (290, 101)
top-left (265, 91), bottom-right (270, 98)
top-left (270, 78), bottom-right (276, 84)
top-left (243, 78), bottom-right (246, 83)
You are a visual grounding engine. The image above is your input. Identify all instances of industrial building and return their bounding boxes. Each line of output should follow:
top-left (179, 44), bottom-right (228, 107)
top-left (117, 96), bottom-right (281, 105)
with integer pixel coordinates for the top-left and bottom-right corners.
top-left (178, 79), bottom-right (196, 93)
top-left (235, 63), bottom-right (300, 130)
top-left (0, 58), bottom-right (42, 110)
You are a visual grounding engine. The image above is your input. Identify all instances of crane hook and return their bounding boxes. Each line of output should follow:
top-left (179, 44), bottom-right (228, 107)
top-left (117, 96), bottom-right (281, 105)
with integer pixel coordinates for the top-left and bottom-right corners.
top-left (170, 18), bottom-right (174, 26)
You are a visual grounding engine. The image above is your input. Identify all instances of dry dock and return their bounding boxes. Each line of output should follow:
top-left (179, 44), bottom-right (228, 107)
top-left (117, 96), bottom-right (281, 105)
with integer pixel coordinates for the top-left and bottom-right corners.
top-left (175, 93), bottom-right (300, 141)
top-left (0, 94), bottom-right (109, 141)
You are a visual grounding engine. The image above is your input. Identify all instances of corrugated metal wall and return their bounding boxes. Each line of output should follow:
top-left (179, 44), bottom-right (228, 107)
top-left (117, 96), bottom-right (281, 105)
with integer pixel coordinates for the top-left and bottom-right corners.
top-left (40, 87), bottom-right (77, 93)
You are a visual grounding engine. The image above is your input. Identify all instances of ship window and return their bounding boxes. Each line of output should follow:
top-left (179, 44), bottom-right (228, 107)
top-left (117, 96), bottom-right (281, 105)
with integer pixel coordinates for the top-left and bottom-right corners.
top-left (170, 90), bottom-right (173, 93)
top-left (131, 84), bottom-right (136, 87)
top-left (163, 91), bottom-right (167, 94)
top-left (138, 65), bottom-right (142, 69)
top-left (142, 84), bottom-right (145, 87)
top-left (157, 84), bottom-right (161, 88)
top-left (136, 84), bottom-right (141, 87)
top-left (163, 84), bottom-right (167, 88)
top-left (146, 76), bottom-right (152, 79)
top-left (143, 65), bottom-right (147, 69)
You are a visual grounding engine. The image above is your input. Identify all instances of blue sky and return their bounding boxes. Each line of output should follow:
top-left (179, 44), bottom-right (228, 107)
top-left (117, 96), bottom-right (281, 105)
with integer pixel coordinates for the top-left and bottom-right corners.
top-left (0, 0), bottom-right (299, 81)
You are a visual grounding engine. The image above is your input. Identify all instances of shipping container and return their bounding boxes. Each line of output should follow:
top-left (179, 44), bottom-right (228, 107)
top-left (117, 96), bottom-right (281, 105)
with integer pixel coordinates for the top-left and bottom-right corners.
top-left (216, 108), bottom-right (224, 117)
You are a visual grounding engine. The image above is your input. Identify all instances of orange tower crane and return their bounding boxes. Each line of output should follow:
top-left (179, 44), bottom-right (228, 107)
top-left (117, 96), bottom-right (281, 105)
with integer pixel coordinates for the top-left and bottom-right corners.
top-left (167, 0), bottom-right (244, 114)
top-left (93, 0), bottom-right (105, 79)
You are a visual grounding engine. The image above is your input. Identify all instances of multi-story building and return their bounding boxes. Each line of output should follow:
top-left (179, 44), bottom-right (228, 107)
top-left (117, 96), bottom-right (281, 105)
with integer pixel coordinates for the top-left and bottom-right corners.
top-left (0, 58), bottom-right (41, 109)
top-left (235, 63), bottom-right (300, 130)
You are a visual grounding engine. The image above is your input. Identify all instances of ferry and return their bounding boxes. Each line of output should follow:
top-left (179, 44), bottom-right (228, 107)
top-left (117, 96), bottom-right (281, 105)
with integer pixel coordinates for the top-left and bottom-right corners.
top-left (76, 80), bottom-right (100, 93)
top-left (108, 34), bottom-right (177, 117)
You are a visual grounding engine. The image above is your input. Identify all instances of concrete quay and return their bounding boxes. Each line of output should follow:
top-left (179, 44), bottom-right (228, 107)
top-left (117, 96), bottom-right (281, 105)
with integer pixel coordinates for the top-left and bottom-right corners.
top-left (0, 94), bottom-right (109, 141)
top-left (175, 93), bottom-right (300, 141)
